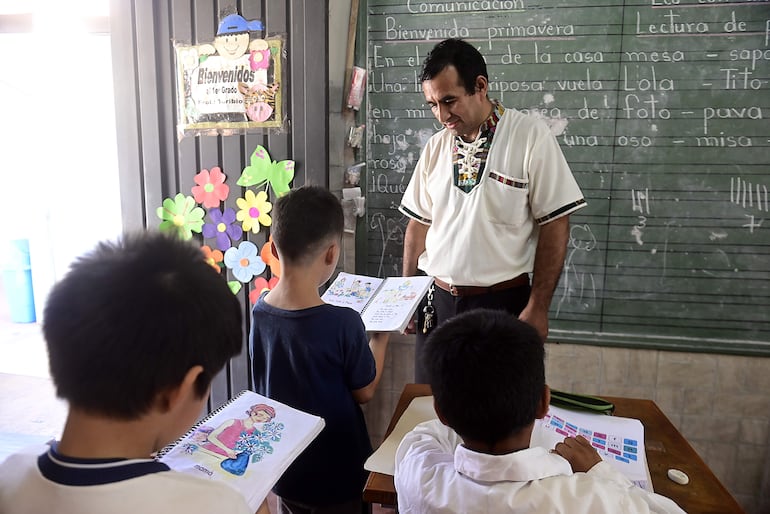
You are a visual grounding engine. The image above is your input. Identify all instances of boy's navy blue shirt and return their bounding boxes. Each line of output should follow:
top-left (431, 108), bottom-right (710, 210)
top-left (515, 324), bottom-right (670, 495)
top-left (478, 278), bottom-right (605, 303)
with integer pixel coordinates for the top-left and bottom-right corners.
top-left (249, 296), bottom-right (375, 505)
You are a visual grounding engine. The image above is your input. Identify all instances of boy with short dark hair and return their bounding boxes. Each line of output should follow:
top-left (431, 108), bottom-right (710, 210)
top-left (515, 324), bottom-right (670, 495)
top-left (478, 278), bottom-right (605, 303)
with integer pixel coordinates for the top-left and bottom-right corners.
top-left (250, 185), bottom-right (389, 514)
top-left (395, 309), bottom-right (685, 514)
top-left (0, 232), bottom-right (253, 514)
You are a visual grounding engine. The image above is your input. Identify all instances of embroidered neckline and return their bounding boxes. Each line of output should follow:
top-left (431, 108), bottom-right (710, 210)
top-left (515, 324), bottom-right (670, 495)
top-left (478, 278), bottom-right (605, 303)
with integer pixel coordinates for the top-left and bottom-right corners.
top-left (452, 100), bottom-right (505, 193)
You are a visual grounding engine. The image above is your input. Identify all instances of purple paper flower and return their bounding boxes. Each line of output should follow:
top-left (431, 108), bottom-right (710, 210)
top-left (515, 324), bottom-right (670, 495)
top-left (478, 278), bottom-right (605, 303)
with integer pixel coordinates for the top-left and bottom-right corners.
top-left (202, 207), bottom-right (243, 251)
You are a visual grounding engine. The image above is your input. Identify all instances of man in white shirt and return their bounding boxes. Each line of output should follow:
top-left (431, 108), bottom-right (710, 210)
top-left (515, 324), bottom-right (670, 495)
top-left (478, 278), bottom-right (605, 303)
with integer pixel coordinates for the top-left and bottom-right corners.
top-left (399, 38), bottom-right (586, 382)
top-left (394, 309), bottom-right (686, 514)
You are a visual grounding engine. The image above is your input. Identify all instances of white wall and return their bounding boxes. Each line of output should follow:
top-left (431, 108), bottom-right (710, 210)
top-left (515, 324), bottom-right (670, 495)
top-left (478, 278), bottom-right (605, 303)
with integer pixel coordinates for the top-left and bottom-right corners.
top-left (0, 30), bottom-right (121, 321)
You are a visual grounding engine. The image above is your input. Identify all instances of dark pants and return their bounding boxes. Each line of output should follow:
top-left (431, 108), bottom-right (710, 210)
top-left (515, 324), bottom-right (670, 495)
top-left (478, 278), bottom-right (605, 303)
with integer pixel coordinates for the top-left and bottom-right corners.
top-left (414, 282), bottom-right (531, 383)
top-left (277, 496), bottom-right (370, 514)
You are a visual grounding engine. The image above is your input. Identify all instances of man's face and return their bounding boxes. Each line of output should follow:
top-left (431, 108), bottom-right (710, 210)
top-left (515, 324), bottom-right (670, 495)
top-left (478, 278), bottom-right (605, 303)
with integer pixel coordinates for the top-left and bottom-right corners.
top-left (422, 65), bottom-right (489, 141)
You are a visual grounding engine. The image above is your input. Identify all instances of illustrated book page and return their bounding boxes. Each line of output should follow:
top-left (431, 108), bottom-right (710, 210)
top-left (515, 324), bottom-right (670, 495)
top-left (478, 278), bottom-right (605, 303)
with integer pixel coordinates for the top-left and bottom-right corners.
top-left (531, 404), bottom-right (653, 492)
top-left (157, 390), bottom-right (325, 510)
top-left (322, 272), bottom-right (433, 332)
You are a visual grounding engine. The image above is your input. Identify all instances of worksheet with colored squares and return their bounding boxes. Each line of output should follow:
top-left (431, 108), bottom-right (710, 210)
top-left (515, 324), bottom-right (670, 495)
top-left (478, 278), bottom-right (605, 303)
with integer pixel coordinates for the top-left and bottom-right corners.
top-left (531, 405), bottom-right (652, 492)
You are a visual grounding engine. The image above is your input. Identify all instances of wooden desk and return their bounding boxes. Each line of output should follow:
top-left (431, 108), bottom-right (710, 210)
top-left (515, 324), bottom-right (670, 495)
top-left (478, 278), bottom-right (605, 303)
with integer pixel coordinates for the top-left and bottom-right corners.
top-left (364, 384), bottom-right (744, 514)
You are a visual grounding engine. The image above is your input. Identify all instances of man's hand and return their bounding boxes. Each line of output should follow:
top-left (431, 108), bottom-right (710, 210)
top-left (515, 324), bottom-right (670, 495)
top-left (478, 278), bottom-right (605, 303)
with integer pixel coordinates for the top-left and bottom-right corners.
top-left (552, 435), bottom-right (602, 473)
top-left (404, 317), bottom-right (417, 335)
top-left (518, 305), bottom-right (548, 341)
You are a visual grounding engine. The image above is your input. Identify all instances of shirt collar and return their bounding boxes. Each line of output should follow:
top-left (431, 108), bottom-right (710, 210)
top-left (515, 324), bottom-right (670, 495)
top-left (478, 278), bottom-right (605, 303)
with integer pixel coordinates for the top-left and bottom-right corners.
top-left (38, 442), bottom-right (171, 486)
top-left (454, 444), bottom-right (572, 483)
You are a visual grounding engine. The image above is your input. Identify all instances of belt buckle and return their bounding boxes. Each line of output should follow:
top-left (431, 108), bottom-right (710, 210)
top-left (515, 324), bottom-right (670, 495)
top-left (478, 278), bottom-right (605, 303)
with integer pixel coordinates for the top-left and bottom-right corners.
top-left (449, 284), bottom-right (460, 296)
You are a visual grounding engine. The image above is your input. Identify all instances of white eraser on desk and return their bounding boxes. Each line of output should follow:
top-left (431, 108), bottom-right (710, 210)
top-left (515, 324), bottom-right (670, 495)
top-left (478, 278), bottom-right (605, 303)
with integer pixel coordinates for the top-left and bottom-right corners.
top-left (667, 468), bottom-right (689, 485)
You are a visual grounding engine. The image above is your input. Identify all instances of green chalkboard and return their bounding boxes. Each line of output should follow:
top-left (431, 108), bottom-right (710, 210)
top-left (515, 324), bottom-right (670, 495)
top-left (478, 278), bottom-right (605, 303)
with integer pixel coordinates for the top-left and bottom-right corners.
top-left (363, 0), bottom-right (770, 355)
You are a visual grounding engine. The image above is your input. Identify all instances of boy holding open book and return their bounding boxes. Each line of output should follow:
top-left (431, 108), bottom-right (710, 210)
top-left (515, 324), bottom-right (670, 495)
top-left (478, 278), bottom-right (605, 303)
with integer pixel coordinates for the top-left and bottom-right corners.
top-left (0, 232), bottom-right (265, 514)
top-left (250, 186), bottom-right (389, 514)
top-left (394, 309), bottom-right (686, 514)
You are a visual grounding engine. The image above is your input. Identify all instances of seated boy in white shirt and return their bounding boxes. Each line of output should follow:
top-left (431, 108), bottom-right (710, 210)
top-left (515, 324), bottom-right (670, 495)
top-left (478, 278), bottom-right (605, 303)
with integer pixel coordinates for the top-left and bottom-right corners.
top-left (394, 309), bottom-right (686, 514)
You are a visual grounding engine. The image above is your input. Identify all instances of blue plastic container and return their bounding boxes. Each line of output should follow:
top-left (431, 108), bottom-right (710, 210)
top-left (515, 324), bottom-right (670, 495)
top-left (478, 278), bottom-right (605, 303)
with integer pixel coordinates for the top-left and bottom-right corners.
top-left (2, 239), bottom-right (36, 323)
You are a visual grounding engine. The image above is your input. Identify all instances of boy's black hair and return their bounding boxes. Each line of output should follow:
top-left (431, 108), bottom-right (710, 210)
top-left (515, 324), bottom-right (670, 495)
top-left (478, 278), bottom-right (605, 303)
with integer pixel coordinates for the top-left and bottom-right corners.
top-left (271, 185), bottom-right (344, 264)
top-left (43, 231), bottom-right (242, 419)
top-left (424, 309), bottom-right (545, 446)
top-left (420, 38), bottom-right (488, 95)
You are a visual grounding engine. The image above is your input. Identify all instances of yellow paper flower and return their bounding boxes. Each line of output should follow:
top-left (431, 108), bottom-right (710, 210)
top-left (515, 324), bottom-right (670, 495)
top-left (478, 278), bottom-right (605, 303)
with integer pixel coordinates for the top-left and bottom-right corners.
top-left (236, 190), bottom-right (273, 234)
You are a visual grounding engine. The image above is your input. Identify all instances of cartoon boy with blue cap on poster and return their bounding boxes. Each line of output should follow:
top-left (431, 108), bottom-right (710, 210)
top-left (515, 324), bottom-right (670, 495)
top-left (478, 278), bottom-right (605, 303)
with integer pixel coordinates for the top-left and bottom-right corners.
top-left (180, 13), bottom-right (279, 125)
top-left (201, 14), bottom-right (264, 61)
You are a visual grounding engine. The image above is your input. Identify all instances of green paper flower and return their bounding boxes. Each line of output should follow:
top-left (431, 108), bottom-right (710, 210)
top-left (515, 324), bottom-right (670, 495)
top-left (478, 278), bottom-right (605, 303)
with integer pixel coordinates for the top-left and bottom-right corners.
top-left (156, 193), bottom-right (205, 240)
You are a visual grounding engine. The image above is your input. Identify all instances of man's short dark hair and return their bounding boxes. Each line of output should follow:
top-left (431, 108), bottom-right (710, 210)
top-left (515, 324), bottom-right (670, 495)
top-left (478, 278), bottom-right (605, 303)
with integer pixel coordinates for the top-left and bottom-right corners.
top-left (43, 232), bottom-right (242, 419)
top-left (271, 185), bottom-right (344, 264)
top-left (424, 309), bottom-right (544, 445)
top-left (420, 38), bottom-right (488, 95)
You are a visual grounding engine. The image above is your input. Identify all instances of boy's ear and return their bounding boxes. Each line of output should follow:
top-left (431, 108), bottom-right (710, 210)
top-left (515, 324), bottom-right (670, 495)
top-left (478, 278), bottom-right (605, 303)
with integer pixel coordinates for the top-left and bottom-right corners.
top-left (324, 242), bottom-right (339, 265)
top-left (156, 365), bottom-right (205, 413)
top-left (535, 384), bottom-right (551, 420)
top-left (270, 241), bottom-right (279, 260)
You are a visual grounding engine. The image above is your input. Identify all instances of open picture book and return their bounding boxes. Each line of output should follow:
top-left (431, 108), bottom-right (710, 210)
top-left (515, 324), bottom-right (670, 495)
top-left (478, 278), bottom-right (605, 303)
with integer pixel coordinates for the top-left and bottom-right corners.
top-left (156, 390), bottom-right (325, 511)
top-left (365, 397), bottom-right (653, 492)
top-left (321, 272), bottom-right (434, 332)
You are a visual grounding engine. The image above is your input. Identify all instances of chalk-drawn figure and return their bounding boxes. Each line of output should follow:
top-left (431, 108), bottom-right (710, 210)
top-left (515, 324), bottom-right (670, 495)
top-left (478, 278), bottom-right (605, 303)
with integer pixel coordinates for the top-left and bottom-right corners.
top-left (556, 224), bottom-right (597, 317)
top-left (186, 403), bottom-right (283, 476)
top-left (369, 212), bottom-right (405, 277)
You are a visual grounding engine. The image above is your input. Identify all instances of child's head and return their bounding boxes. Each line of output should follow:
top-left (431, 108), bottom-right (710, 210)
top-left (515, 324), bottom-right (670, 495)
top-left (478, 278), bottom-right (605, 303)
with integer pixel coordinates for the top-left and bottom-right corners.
top-left (271, 185), bottom-right (344, 268)
top-left (424, 308), bottom-right (546, 446)
top-left (43, 231), bottom-right (242, 420)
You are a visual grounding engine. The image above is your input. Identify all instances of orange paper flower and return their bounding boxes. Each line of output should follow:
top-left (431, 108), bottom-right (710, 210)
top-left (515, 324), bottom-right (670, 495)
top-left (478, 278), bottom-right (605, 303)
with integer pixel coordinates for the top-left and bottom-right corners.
top-left (260, 236), bottom-right (281, 278)
top-left (201, 245), bottom-right (224, 272)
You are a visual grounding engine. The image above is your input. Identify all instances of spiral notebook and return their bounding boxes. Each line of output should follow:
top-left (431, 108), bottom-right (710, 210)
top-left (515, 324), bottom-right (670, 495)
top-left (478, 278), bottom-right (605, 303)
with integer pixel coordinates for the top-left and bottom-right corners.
top-left (156, 390), bottom-right (325, 511)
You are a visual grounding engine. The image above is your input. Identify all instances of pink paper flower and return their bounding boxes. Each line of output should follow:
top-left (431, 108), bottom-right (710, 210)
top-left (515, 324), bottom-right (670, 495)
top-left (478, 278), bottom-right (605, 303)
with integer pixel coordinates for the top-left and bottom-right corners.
top-left (250, 276), bottom-right (279, 304)
top-left (192, 167), bottom-right (229, 208)
top-left (249, 49), bottom-right (271, 71)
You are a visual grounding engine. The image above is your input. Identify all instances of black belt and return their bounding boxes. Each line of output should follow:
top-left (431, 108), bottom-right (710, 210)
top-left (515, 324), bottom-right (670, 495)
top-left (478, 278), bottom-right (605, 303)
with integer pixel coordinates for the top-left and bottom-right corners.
top-left (433, 274), bottom-right (529, 297)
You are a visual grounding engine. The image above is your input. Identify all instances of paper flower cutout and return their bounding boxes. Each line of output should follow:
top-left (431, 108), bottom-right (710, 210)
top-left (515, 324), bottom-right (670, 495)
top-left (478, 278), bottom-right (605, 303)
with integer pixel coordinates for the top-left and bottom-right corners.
top-left (237, 145), bottom-right (294, 198)
top-left (236, 190), bottom-right (273, 234)
top-left (228, 281), bottom-right (242, 294)
top-left (156, 193), bottom-right (205, 240)
top-left (202, 207), bottom-right (243, 251)
top-left (260, 236), bottom-right (281, 277)
top-left (178, 48), bottom-right (199, 69)
top-left (224, 241), bottom-right (266, 283)
top-left (249, 276), bottom-right (279, 304)
top-left (249, 49), bottom-right (271, 71)
top-left (201, 245), bottom-right (223, 272)
top-left (192, 167), bottom-right (229, 208)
